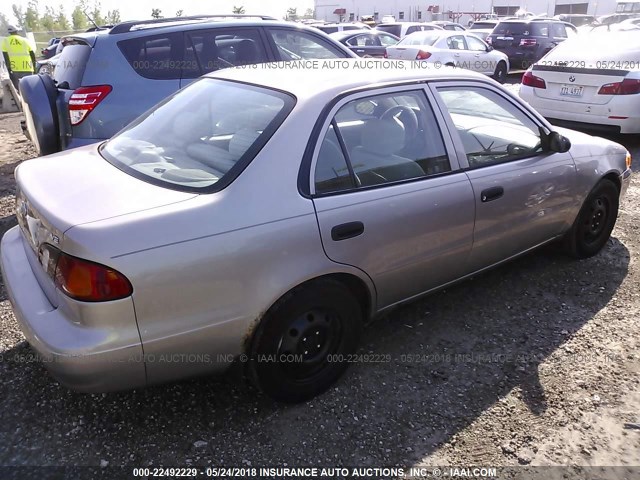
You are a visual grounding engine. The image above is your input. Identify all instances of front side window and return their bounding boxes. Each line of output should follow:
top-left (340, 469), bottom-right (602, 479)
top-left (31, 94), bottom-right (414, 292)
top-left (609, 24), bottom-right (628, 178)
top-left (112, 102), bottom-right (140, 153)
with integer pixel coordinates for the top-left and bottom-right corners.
top-left (436, 87), bottom-right (542, 168)
top-left (101, 79), bottom-right (293, 192)
top-left (268, 28), bottom-right (345, 60)
top-left (314, 90), bottom-right (450, 194)
top-left (347, 34), bottom-right (378, 47)
top-left (466, 35), bottom-right (487, 51)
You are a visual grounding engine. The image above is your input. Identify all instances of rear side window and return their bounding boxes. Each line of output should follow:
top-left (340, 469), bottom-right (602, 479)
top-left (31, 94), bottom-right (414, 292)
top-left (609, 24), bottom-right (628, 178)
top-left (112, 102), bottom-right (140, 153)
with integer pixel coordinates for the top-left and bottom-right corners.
top-left (185, 28), bottom-right (266, 78)
top-left (118, 32), bottom-right (183, 80)
top-left (268, 28), bottom-right (346, 60)
top-left (53, 42), bottom-right (91, 89)
top-left (101, 79), bottom-right (294, 192)
top-left (313, 90), bottom-right (450, 194)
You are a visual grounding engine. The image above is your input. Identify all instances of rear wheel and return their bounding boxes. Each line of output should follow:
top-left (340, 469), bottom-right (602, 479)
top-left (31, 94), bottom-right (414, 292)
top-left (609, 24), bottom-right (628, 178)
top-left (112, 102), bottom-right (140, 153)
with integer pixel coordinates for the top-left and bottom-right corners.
top-left (563, 179), bottom-right (619, 258)
top-left (492, 61), bottom-right (508, 84)
top-left (247, 279), bottom-right (362, 403)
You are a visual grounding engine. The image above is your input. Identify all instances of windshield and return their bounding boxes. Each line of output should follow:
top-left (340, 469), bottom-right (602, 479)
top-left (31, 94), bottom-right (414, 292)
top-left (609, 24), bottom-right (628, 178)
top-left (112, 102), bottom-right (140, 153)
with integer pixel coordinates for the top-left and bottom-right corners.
top-left (399, 31), bottom-right (441, 46)
top-left (101, 78), bottom-right (294, 192)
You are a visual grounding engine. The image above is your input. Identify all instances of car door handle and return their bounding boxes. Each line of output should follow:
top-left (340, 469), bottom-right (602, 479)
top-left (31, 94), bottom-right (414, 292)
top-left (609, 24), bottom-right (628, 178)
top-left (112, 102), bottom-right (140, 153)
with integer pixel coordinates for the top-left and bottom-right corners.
top-left (331, 222), bottom-right (364, 241)
top-left (481, 186), bottom-right (504, 203)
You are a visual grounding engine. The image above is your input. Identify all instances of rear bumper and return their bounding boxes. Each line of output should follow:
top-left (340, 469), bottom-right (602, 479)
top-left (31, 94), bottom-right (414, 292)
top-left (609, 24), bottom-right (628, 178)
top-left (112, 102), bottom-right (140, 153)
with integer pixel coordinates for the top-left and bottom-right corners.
top-left (0, 226), bottom-right (146, 392)
top-left (520, 86), bottom-right (640, 134)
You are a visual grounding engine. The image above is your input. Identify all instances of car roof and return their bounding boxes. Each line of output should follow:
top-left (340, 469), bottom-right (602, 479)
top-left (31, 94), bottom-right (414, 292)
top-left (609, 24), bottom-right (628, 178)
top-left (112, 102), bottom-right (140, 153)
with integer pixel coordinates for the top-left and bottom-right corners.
top-left (207, 59), bottom-right (487, 102)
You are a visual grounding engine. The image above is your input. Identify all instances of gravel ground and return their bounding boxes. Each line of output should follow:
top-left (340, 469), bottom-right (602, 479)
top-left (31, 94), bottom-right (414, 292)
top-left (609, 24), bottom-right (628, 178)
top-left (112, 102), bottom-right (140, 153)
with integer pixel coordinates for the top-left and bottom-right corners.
top-left (0, 77), bottom-right (639, 474)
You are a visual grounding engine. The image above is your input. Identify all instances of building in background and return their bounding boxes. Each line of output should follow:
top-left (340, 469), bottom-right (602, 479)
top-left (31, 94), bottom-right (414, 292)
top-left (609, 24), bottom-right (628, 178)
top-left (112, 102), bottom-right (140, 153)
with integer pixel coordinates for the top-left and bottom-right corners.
top-left (314, 0), bottom-right (619, 24)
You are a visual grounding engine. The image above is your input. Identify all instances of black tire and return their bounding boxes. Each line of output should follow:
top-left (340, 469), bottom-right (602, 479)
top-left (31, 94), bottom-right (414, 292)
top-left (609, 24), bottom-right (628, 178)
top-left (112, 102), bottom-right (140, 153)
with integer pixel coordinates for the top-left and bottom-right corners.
top-left (563, 179), bottom-right (619, 258)
top-left (247, 279), bottom-right (362, 403)
top-left (493, 61), bottom-right (508, 84)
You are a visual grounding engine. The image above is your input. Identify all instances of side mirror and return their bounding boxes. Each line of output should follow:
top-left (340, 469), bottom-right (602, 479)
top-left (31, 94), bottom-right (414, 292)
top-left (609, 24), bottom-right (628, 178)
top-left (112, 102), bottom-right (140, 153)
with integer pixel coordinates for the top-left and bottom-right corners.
top-left (486, 44), bottom-right (494, 51)
top-left (548, 131), bottom-right (571, 153)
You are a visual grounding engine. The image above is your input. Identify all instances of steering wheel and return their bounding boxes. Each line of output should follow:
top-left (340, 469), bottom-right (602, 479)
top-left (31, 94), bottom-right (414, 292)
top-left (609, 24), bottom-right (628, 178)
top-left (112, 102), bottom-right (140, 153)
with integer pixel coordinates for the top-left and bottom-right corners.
top-left (381, 105), bottom-right (419, 141)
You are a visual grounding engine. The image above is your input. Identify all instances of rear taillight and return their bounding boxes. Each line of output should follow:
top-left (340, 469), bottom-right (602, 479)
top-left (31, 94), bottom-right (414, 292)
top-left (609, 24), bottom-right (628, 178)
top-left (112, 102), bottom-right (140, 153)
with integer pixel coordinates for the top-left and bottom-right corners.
top-left (53, 251), bottom-right (132, 302)
top-left (519, 38), bottom-right (537, 46)
top-left (416, 50), bottom-right (432, 60)
top-left (522, 71), bottom-right (546, 89)
top-left (68, 85), bottom-right (112, 126)
top-left (597, 79), bottom-right (640, 95)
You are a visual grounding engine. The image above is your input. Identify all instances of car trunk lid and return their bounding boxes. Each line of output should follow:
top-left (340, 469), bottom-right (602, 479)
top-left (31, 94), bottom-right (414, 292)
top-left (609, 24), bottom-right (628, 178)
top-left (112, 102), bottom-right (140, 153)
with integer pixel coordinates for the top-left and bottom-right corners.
top-left (16, 145), bottom-right (197, 237)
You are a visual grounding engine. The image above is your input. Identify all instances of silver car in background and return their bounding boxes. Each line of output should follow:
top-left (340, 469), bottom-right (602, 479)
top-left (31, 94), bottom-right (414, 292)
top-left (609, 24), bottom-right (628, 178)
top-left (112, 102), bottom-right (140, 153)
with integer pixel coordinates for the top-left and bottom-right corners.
top-left (1, 61), bottom-right (632, 402)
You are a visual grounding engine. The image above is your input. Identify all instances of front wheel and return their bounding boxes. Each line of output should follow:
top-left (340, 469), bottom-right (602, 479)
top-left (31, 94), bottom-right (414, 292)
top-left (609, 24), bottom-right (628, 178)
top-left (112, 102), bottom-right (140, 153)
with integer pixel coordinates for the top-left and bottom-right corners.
top-left (563, 179), bottom-right (619, 258)
top-left (492, 61), bottom-right (508, 84)
top-left (247, 279), bottom-right (362, 402)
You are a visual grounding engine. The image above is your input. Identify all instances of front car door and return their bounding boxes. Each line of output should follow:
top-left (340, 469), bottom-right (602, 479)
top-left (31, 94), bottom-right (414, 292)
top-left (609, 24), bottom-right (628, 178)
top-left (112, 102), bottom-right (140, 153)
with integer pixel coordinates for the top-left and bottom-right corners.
top-left (430, 81), bottom-right (578, 272)
top-left (464, 34), bottom-right (493, 74)
top-left (308, 86), bottom-right (475, 309)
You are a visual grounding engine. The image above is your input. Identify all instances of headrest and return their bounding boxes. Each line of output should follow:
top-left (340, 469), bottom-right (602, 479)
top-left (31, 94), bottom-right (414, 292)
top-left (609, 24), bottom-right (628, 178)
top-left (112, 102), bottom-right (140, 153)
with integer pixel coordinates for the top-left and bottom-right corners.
top-left (360, 118), bottom-right (405, 155)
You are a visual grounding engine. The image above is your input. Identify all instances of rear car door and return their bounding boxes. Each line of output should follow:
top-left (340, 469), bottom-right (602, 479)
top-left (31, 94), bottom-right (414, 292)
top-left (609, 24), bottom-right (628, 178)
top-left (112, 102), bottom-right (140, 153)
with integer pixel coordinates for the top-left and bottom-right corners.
top-left (308, 86), bottom-right (475, 308)
top-left (181, 27), bottom-right (268, 87)
top-left (446, 34), bottom-right (471, 66)
top-left (430, 82), bottom-right (577, 271)
top-left (346, 33), bottom-right (384, 57)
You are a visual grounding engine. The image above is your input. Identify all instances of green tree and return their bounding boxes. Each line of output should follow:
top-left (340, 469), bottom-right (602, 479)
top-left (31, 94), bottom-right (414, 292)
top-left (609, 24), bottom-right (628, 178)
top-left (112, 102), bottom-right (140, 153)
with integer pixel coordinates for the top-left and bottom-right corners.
top-left (71, 5), bottom-right (87, 30)
top-left (106, 9), bottom-right (121, 24)
top-left (175, 10), bottom-right (183, 17)
top-left (286, 7), bottom-right (297, 20)
top-left (41, 6), bottom-right (56, 32)
top-left (151, 8), bottom-right (162, 19)
top-left (0, 13), bottom-right (11, 35)
top-left (56, 5), bottom-right (70, 30)
top-left (24, 1), bottom-right (40, 31)
top-left (303, 8), bottom-right (314, 19)
top-left (11, 4), bottom-right (26, 30)
top-left (232, 6), bottom-right (245, 14)
top-left (90, 2), bottom-right (106, 26)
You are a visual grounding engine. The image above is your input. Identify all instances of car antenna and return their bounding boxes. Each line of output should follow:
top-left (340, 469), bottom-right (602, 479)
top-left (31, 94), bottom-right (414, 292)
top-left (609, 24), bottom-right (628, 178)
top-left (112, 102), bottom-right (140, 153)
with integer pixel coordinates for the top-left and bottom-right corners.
top-left (83, 10), bottom-right (100, 30)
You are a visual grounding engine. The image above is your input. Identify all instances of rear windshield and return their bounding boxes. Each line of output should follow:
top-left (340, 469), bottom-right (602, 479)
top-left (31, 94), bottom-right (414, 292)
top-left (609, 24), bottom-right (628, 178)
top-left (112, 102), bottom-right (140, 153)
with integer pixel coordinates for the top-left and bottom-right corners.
top-left (492, 22), bottom-right (548, 36)
top-left (53, 41), bottom-right (91, 89)
top-left (398, 31), bottom-right (441, 46)
top-left (101, 79), bottom-right (294, 192)
top-left (376, 25), bottom-right (401, 37)
top-left (469, 22), bottom-right (496, 30)
top-left (317, 26), bottom-right (338, 34)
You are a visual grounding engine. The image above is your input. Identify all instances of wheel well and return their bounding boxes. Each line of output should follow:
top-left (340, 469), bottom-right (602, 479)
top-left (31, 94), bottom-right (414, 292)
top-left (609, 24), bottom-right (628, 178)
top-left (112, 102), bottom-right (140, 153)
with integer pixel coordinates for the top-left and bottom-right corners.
top-left (603, 172), bottom-right (621, 193)
top-left (244, 273), bottom-right (373, 353)
top-left (323, 273), bottom-right (372, 321)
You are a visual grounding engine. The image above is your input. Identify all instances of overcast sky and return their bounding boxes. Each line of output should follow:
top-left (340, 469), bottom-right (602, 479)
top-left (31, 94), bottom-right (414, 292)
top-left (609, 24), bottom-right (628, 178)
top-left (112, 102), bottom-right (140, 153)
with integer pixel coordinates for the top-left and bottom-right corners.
top-left (2, 0), bottom-right (315, 24)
